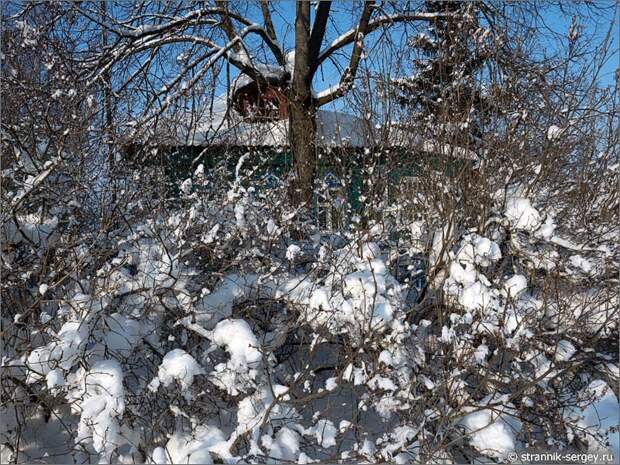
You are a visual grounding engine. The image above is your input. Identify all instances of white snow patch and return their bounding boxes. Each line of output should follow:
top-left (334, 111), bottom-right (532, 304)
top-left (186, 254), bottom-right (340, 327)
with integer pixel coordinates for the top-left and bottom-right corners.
top-left (45, 368), bottom-right (64, 390)
top-left (193, 274), bottom-right (259, 329)
top-left (474, 344), bottom-right (489, 364)
top-left (208, 318), bottom-right (261, 395)
top-left (26, 319), bottom-right (90, 382)
top-left (267, 427), bottom-right (300, 462)
top-left (461, 397), bottom-right (520, 460)
top-left (149, 349), bottom-right (204, 392)
top-left (202, 224), bottom-right (220, 244)
top-left (286, 244), bottom-right (302, 262)
top-left (70, 360), bottom-right (125, 461)
top-left (569, 255), bottom-right (593, 274)
top-left (325, 377), bottom-right (338, 391)
top-left (547, 125), bottom-right (563, 140)
top-left (210, 319), bottom-right (261, 370)
top-left (315, 419), bottom-right (337, 448)
top-left (502, 275), bottom-right (528, 298)
top-left (505, 197), bottom-right (541, 231)
top-left (158, 424), bottom-right (227, 464)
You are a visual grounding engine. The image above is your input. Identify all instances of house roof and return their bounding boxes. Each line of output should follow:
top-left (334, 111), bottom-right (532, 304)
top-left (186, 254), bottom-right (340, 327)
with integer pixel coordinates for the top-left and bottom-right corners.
top-left (161, 95), bottom-right (373, 148)
top-left (130, 94), bottom-right (478, 160)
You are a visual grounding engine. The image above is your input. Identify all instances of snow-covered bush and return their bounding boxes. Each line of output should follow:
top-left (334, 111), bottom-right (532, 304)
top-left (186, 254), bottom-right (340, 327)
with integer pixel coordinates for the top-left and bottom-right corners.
top-left (3, 144), bottom-right (617, 462)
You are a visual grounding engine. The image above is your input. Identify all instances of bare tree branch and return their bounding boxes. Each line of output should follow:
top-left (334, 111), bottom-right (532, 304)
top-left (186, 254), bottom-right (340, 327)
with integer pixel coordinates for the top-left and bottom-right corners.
top-left (316, 0), bottom-right (374, 106)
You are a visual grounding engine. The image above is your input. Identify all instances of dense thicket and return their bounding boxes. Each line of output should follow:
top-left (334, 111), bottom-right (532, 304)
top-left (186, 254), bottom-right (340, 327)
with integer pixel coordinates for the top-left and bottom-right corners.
top-left (1, 1), bottom-right (618, 463)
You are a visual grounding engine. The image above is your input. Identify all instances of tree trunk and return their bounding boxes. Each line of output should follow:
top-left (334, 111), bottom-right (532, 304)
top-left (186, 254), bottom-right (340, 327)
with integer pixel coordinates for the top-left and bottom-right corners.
top-left (289, 98), bottom-right (316, 206)
top-left (289, 1), bottom-right (316, 207)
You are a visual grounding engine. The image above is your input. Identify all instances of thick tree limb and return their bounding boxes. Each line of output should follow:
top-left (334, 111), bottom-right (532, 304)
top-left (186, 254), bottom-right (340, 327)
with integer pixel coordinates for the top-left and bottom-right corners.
top-left (308, 1), bottom-right (332, 67)
top-left (259, 0), bottom-right (278, 43)
top-left (214, 1), bottom-right (242, 54)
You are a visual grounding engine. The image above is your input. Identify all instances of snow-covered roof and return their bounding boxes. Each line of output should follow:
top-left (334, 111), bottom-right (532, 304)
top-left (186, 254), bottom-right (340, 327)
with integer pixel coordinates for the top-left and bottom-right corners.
top-left (159, 95), bottom-right (371, 148)
top-left (134, 95), bottom-right (477, 159)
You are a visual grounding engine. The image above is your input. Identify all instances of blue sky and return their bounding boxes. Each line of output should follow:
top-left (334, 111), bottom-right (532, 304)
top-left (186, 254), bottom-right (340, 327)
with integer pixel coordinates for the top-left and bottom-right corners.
top-left (220, 1), bottom-right (618, 113)
top-left (534, 1), bottom-right (618, 86)
top-left (70, 1), bottom-right (616, 118)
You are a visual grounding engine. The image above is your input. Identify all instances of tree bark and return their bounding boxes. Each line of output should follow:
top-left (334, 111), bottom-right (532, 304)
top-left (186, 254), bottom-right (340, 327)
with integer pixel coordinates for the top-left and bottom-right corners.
top-left (289, 0), bottom-right (316, 207)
